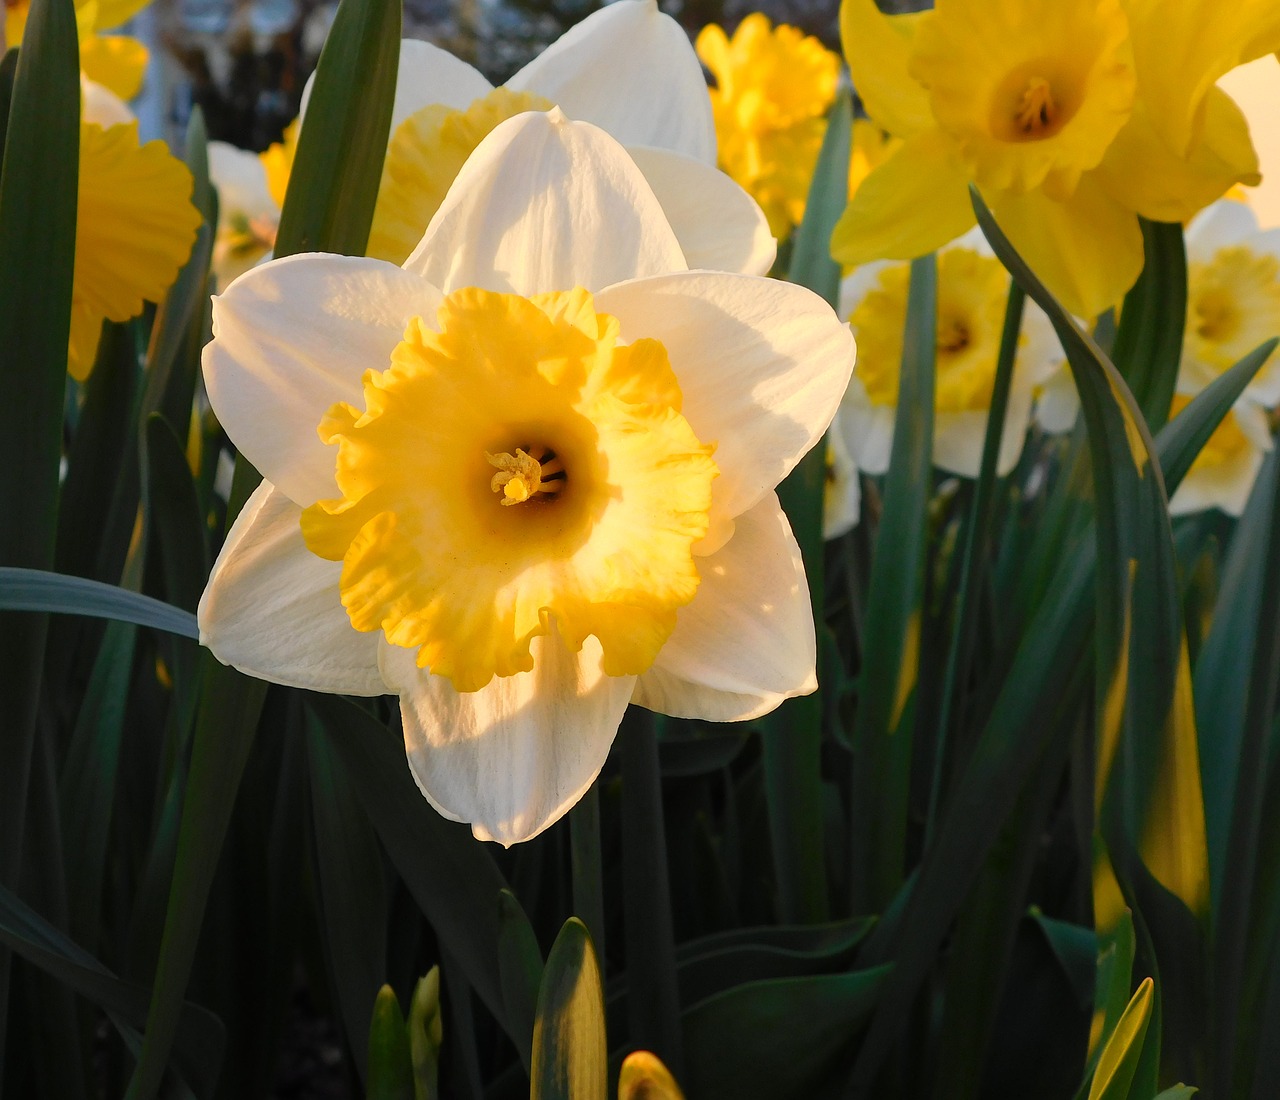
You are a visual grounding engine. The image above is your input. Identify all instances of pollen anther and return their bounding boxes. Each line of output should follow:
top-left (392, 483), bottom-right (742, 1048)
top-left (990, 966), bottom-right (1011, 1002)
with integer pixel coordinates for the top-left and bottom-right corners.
top-left (486, 446), bottom-right (565, 505)
top-left (1015, 77), bottom-right (1057, 135)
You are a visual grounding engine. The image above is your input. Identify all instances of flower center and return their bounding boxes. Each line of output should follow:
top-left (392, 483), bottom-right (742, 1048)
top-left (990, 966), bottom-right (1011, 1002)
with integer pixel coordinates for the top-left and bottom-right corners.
top-left (486, 445), bottom-right (566, 505)
top-left (1014, 77), bottom-right (1058, 136)
top-left (368, 87), bottom-right (556, 266)
top-left (300, 286), bottom-right (718, 693)
top-left (1169, 394), bottom-right (1252, 470)
top-left (850, 249), bottom-right (1013, 414)
top-left (1188, 246), bottom-right (1280, 372)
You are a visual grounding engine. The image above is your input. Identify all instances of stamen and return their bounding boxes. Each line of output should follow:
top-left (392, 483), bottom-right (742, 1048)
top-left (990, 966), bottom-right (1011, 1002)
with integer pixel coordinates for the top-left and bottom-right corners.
top-left (937, 316), bottom-right (971, 355)
top-left (1015, 77), bottom-right (1057, 135)
top-left (486, 446), bottom-right (565, 505)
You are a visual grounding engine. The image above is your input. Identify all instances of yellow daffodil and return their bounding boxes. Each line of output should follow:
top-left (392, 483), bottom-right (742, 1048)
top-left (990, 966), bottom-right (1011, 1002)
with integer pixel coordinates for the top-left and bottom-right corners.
top-left (8, 0), bottom-right (152, 101)
top-left (290, 1), bottom-right (772, 276)
top-left (695, 14), bottom-right (840, 239)
top-left (1166, 391), bottom-right (1272, 516)
top-left (70, 85), bottom-right (201, 378)
top-left (833, 0), bottom-right (1269, 320)
top-left (838, 231), bottom-right (1059, 478)
top-left (1182, 200), bottom-right (1280, 404)
top-left (1219, 55), bottom-right (1280, 228)
top-left (206, 122), bottom-right (296, 287)
top-left (198, 112), bottom-right (854, 844)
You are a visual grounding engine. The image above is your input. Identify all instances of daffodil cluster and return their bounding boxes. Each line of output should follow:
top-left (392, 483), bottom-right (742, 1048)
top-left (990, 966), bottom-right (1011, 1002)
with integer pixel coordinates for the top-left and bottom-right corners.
top-left (833, 0), bottom-right (1274, 320)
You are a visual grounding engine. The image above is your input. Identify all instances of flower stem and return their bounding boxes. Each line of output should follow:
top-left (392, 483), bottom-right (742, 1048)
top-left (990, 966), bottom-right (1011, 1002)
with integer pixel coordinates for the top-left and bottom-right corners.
top-left (569, 779), bottom-right (605, 970)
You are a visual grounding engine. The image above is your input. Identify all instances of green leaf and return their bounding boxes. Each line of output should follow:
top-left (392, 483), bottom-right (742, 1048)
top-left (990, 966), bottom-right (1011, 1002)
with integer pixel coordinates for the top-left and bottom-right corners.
top-left (759, 88), bottom-right (851, 925)
top-left (849, 254), bottom-right (936, 912)
top-left (682, 966), bottom-right (890, 1100)
top-left (0, 567), bottom-right (198, 638)
top-left (972, 188), bottom-right (1208, 920)
top-left (367, 985), bottom-right (415, 1100)
top-left (0, 880), bottom-right (224, 1098)
top-left (0, 0), bottom-right (79, 1037)
top-left (307, 717), bottom-right (389, 1082)
top-left (1152, 1088), bottom-right (1196, 1100)
top-left (1088, 977), bottom-right (1154, 1100)
top-left (272, 0), bottom-right (400, 258)
top-left (499, 888), bottom-right (544, 1074)
top-left (788, 87), bottom-right (851, 309)
top-left (1109, 220), bottom-right (1187, 433)
top-left (531, 919), bottom-right (607, 1100)
top-left (306, 694), bottom-right (528, 1046)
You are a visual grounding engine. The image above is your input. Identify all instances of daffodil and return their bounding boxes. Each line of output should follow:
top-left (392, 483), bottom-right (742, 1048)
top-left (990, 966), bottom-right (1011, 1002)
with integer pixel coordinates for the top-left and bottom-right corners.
top-left (695, 14), bottom-right (840, 239)
top-left (1166, 391), bottom-right (1272, 516)
top-left (198, 112), bottom-right (854, 845)
top-left (70, 85), bottom-right (201, 378)
top-left (1183, 199), bottom-right (1280, 404)
top-left (304, 0), bottom-right (773, 275)
top-left (8, 0), bottom-right (152, 101)
top-left (207, 122), bottom-right (296, 286)
top-left (1219, 55), bottom-right (1280, 229)
top-left (838, 231), bottom-right (1058, 478)
top-left (833, 0), bottom-right (1269, 320)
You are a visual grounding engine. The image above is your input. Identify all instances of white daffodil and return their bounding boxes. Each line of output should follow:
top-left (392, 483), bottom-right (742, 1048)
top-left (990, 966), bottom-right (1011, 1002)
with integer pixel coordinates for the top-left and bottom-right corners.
top-left (1167, 389), bottom-right (1272, 517)
top-left (298, 0), bottom-right (774, 276)
top-left (1182, 199), bottom-right (1280, 405)
top-left (838, 229), bottom-right (1059, 478)
top-left (207, 141), bottom-right (280, 287)
top-left (198, 112), bottom-right (853, 846)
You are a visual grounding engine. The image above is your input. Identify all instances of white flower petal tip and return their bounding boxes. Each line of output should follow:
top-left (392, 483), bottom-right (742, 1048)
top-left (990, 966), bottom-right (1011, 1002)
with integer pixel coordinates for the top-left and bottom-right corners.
top-left (508, 0), bottom-right (716, 164)
top-left (203, 253), bottom-right (444, 506)
top-left (627, 145), bottom-right (776, 276)
top-left (633, 494), bottom-right (817, 723)
top-left (594, 272), bottom-right (856, 522)
top-left (406, 111), bottom-right (688, 296)
top-left (198, 482), bottom-right (386, 696)
top-left (384, 634), bottom-right (635, 846)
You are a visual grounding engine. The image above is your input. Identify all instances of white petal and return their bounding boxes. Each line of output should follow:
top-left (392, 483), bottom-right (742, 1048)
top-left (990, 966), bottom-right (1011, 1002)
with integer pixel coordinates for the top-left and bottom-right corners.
top-left (198, 481), bottom-right (385, 695)
top-left (594, 271), bottom-right (855, 522)
top-left (405, 111), bottom-right (687, 296)
top-left (627, 146), bottom-right (775, 276)
top-left (932, 379), bottom-right (1035, 478)
top-left (1185, 198), bottom-right (1259, 256)
top-left (838, 260), bottom-right (894, 320)
top-left (204, 253), bottom-right (444, 506)
top-left (300, 39), bottom-right (494, 136)
top-left (1034, 364), bottom-right (1081, 434)
top-left (208, 141), bottom-right (277, 223)
top-left (388, 40), bottom-right (495, 133)
top-left (508, 0), bottom-right (715, 163)
top-left (1169, 445), bottom-right (1265, 517)
top-left (82, 78), bottom-right (134, 127)
top-left (383, 634), bottom-right (635, 846)
top-left (838, 382), bottom-right (896, 475)
top-left (632, 493), bottom-right (816, 722)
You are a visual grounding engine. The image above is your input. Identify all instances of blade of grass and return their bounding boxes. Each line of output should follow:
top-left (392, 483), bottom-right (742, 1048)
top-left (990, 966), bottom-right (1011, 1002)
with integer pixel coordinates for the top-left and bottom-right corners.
top-left (849, 254), bottom-right (936, 913)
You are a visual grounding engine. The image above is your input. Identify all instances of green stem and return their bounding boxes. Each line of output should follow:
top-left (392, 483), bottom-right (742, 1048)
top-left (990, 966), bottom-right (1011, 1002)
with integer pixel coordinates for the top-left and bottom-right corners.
top-left (569, 781), bottom-right (605, 970)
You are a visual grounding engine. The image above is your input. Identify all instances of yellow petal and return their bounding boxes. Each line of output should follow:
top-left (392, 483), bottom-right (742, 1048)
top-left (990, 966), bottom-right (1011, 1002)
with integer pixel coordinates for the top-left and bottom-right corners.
top-left (1124, 0), bottom-right (1280, 156)
top-left (75, 122), bottom-right (200, 328)
top-left (839, 0), bottom-right (933, 137)
top-left (368, 88), bottom-right (553, 266)
top-left (830, 129), bottom-right (975, 267)
top-left (67, 303), bottom-right (104, 383)
top-left (87, 0), bottom-right (153, 33)
top-left (1095, 88), bottom-right (1260, 222)
top-left (259, 118), bottom-right (299, 210)
top-left (985, 176), bottom-right (1143, 319)
top-left (79, 33), bottom-right (149, 100)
